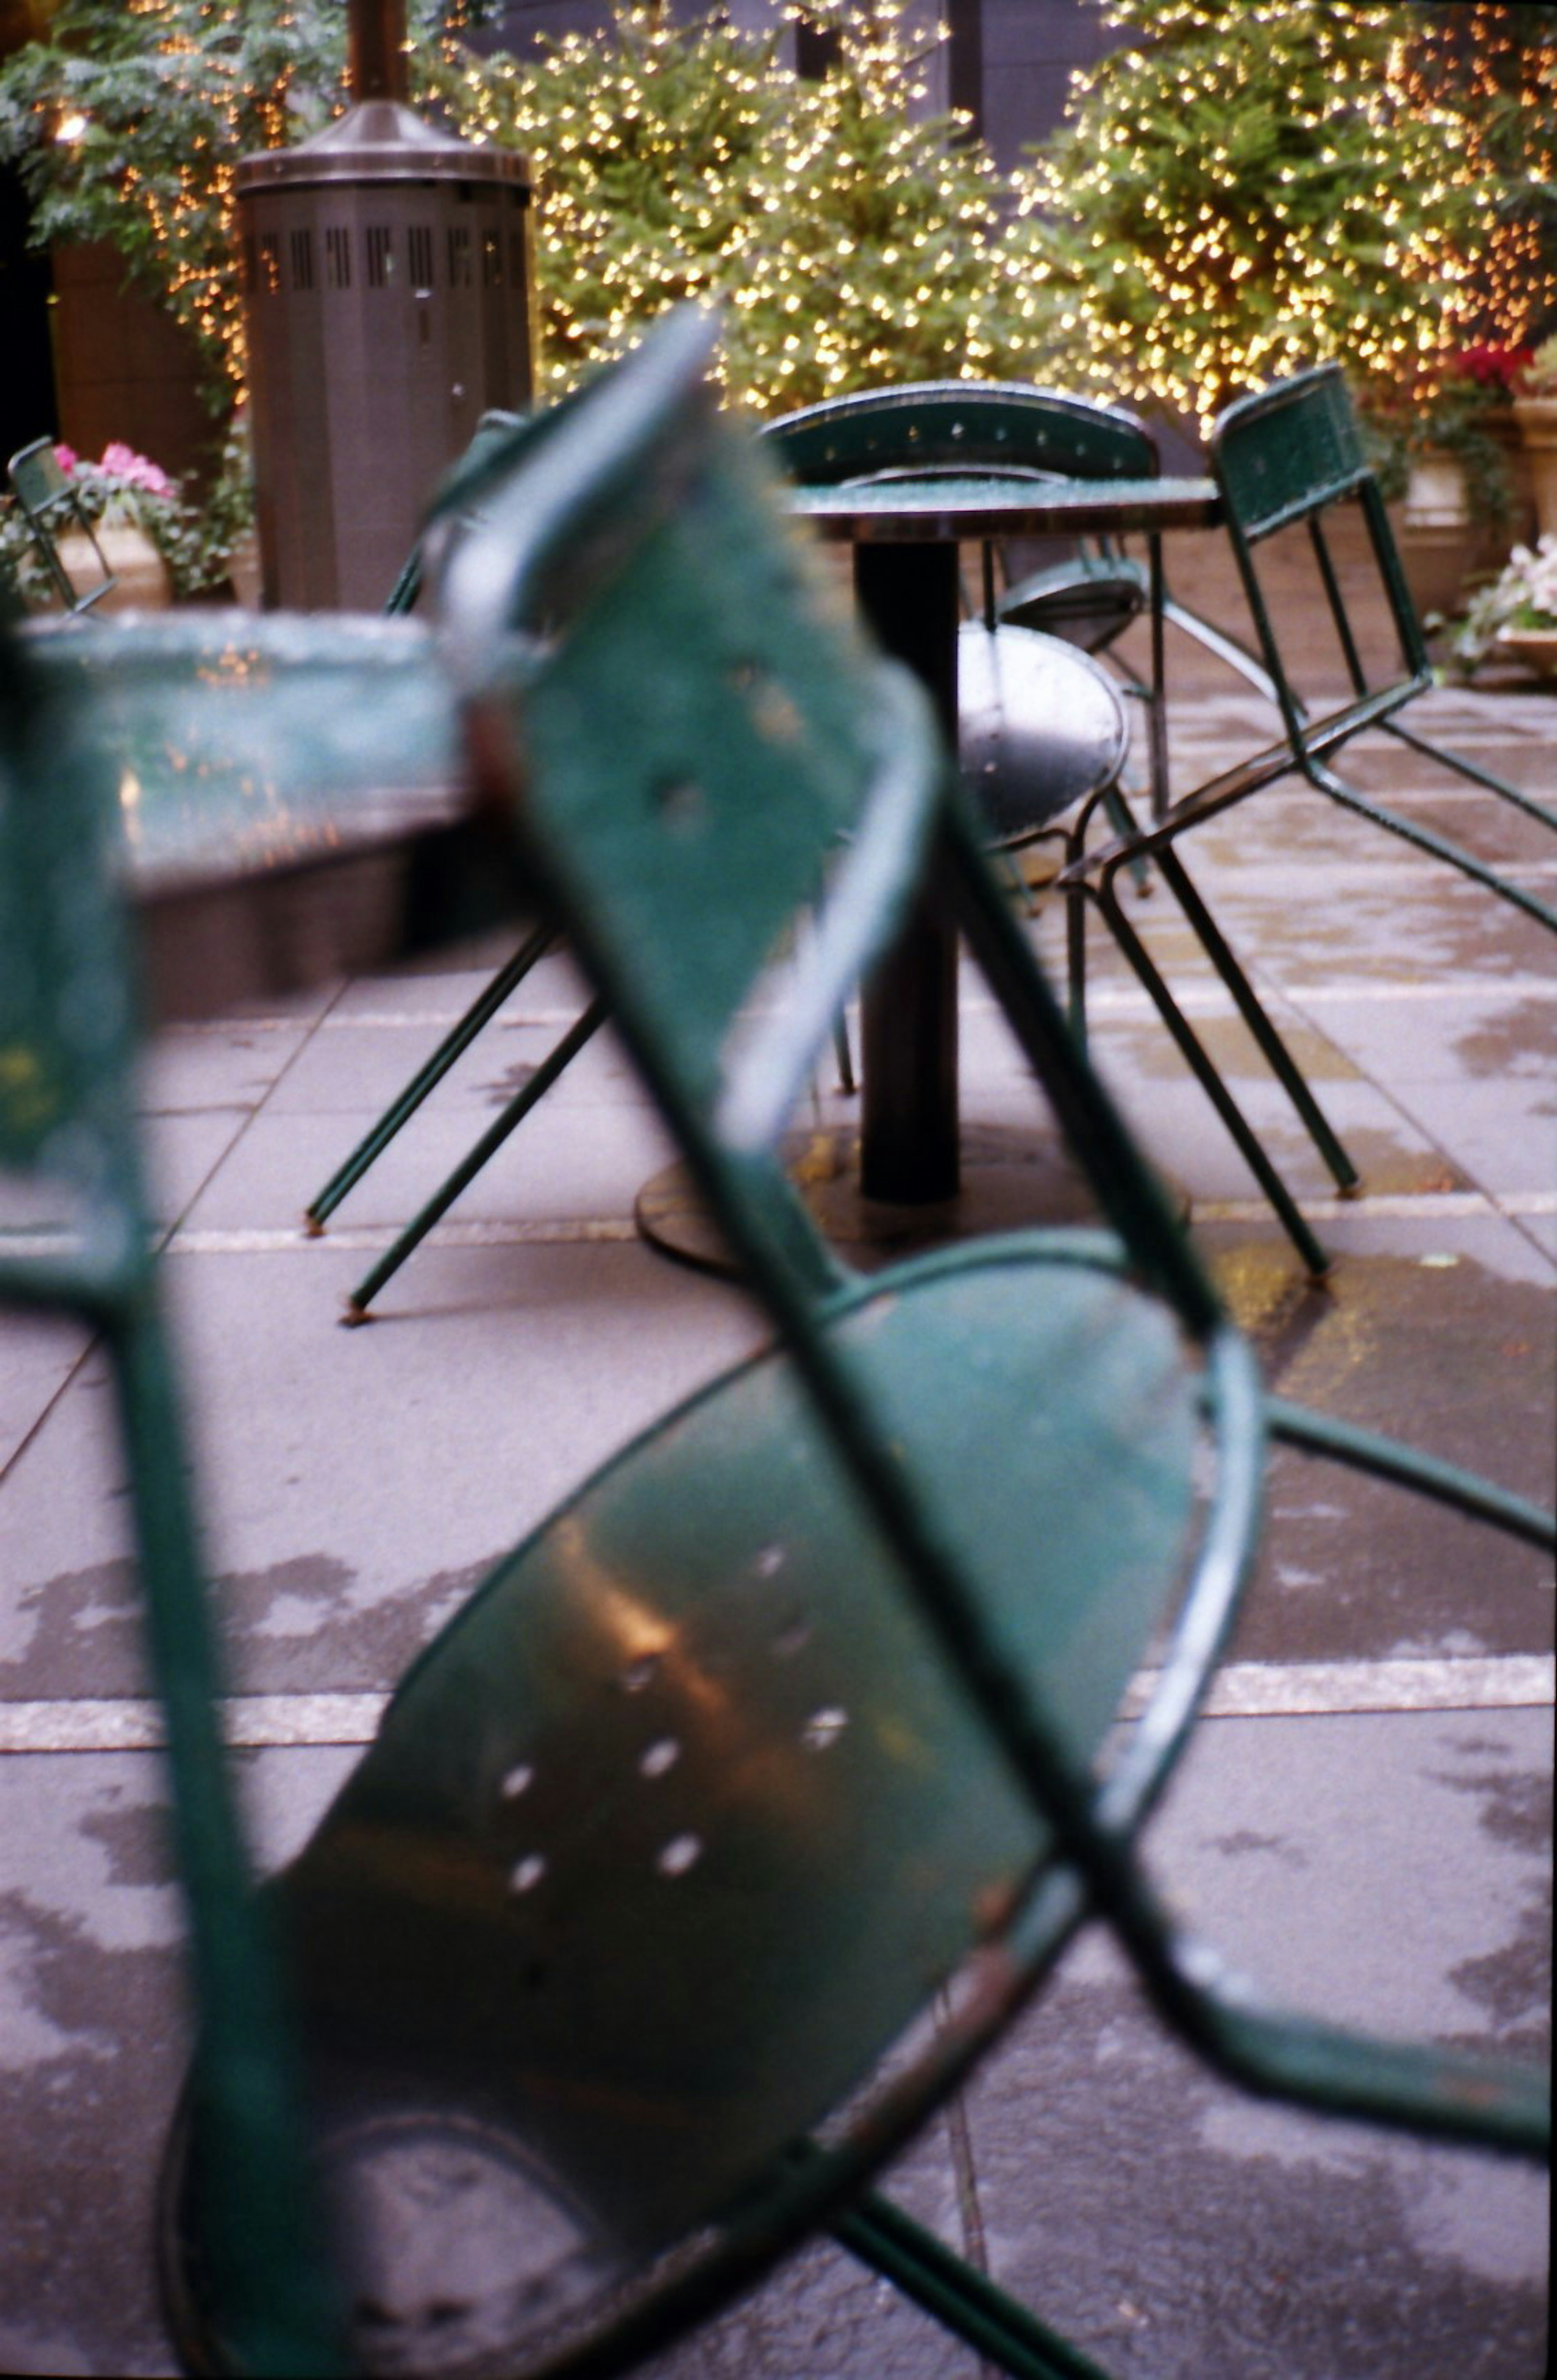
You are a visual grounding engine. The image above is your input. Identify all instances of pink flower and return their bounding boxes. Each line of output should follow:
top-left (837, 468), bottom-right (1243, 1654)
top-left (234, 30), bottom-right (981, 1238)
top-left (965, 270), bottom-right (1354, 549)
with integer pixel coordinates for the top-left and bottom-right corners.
top-left (98, 441), bottom-right (174, 495)
top-left (53, 444), bottom-right (78, 473)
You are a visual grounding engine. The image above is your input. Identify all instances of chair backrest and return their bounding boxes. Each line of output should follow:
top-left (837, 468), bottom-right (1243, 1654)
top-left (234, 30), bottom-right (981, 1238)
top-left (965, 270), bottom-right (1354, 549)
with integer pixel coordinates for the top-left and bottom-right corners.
top-left (1210, 365), bottom-right (1430, 717)
top-left (6, 437), bottom-right (118, 613)
top-left (763, 377), bottom-right (1158, 487)
top-left (385, 385), bottom-right (604, 616)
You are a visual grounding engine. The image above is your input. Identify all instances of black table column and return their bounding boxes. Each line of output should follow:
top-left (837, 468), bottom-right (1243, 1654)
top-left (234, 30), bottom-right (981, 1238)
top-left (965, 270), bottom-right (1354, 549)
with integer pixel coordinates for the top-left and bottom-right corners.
top-left (853, 538), bottom-right (962, 1203)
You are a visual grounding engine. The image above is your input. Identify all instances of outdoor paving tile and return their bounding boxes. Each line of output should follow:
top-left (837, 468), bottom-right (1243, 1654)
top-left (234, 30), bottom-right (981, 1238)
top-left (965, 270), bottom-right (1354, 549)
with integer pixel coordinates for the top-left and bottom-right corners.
top-left (1201, 1226), bottom-right (1554, 1664)
top-left (172, 1096), bottom-right (680, 1235)
top-left (1371, 1078), bottom-right (1555, 1199)
top-left (258, 1012), bottom-right (653, 1119)
top-left (0, 1310), bottom-right (89, 1476)
top-left (137, 1017), bottom-right (315, 1115)
top-left (0, 1241), bottom-right (767, 1700)
top-left (959, 1709), bottom-right (1550, 2380)
top-left (139, 1109), bottom-right (254, 1232)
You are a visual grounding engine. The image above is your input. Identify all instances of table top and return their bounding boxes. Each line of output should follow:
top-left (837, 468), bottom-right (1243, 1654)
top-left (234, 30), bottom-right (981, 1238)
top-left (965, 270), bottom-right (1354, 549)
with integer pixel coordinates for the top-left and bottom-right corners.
top-left (22, 610), bottom-right (514, 1022)
top-left (789, 471), bottom-right (1222, 542)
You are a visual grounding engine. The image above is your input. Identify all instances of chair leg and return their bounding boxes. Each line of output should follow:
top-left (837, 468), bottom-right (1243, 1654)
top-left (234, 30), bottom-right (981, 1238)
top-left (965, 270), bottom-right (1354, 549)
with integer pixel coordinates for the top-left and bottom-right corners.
top-left (1090, 876), bottom-right (1333, 1278)
top-left (836, 2189), bottom-right (1116, 2380)
top-left (832, 1010), bottom-right (857, 1096)
top-left (343, 998), bottom-right (609, 1321)
top-left (1149, 843), bottom-right (1360, 1196)
top-left (1306, 755), bottom-right (1557, 933)
top-left (1379, 717), bottom-right (1557, 833)
top-left (305, 925), bottom-right (557, 1231)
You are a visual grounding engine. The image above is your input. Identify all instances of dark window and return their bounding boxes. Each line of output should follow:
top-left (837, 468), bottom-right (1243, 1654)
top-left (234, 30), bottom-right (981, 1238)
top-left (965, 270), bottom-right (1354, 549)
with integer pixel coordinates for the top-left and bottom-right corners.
top-left (366, 226), bottom-right (395, 288)
top-left (326, 227), bottom-right (352, 290)
top-left (290, 228), bottom-right (314, 291)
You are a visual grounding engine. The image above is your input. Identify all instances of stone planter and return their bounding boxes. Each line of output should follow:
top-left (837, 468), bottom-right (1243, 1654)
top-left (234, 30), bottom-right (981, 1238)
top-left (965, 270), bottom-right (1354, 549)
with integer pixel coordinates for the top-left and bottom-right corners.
top-left (224, 528), bottom-right (264, 609)
top-left (54, 521), bottom-right (172, 612)
top-left (1389, 455), bottom-right (1478, 622)
top-left (1512, 394), bottom-right (1557, 540)
top-left (1496, 623), bottom-right (1557, 679)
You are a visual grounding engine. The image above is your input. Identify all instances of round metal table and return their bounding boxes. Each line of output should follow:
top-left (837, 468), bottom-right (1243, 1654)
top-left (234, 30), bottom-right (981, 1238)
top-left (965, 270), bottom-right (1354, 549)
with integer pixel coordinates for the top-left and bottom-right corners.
top-left (789, 471), bottom-right (1222, 1207)
top-left (21, 610), bottom-right (510, 1023)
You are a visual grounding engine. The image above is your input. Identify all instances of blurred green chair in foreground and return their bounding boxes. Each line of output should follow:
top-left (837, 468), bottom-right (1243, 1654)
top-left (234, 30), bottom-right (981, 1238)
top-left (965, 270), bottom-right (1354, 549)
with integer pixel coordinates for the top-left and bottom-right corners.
top-left (154, 311), bottom-right (1548, 2378)
top-left (0, 619), bottom-right (343, 2374)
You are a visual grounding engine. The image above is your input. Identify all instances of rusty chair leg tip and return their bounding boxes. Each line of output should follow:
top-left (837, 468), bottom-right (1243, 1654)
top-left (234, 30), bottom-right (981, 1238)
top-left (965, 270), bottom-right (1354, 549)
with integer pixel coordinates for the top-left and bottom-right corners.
top-left (341, 1299), bottom-right (372, 1328)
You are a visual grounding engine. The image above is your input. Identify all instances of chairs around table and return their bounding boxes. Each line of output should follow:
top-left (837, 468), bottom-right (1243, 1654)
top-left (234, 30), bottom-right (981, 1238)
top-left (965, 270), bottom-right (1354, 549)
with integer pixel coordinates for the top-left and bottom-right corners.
top-left (761, 380), bottom-right (1358, 1278)
top-left (60, 307), bottom-right (1536, 2377)
top-left (6, 437), bottom-right (119, 613)
top-left (305, 389), bottom-right (1133, 1312)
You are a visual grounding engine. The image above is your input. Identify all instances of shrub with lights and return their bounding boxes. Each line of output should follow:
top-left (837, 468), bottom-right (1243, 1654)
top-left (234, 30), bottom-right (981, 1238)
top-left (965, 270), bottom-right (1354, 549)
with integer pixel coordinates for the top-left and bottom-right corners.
top-left (448, 0), bottom-right (1044, 415)
top-left (1012, 0), bottom-right (1553, 442)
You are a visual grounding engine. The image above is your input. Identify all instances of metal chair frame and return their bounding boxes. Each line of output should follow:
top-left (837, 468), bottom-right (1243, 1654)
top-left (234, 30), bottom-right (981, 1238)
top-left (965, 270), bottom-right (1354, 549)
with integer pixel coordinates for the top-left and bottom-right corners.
top-left (1062, 367), bottom-right (1556, 953)
top-left (6, 435), bottom-right (120, 613)
top-left (152, 311), bottom-right (1546, 2379)
top-left (0, 628), bottom-right (345, 2374)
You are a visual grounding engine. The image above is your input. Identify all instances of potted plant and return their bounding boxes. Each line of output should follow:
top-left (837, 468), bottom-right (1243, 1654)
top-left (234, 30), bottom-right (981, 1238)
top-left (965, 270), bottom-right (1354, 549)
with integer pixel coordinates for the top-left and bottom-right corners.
top-left (1512, 336), bottom-right (1557, 540)
top-left (1453, 535), bottom-right (1557, 679)
top-left (1363, 347), bottom-right (1528, 622)
top-left (0, 435), bottom-right (255, 611)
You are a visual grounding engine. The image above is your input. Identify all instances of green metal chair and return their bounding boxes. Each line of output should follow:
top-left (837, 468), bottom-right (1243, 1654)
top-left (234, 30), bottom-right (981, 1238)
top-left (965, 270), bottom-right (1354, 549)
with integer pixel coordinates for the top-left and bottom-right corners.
top-left (765, 382), bottom-right (1356, 1279)
top-left (0, 618), bottom-right (343, 2374)
top-left (303, 399), bottom-right (613, 1316)
top-left (307, 392), bottom-right (854, 1319)
top-left (1207, 365), bottom-right (1556, 901)
top-left (1065, 367), bottom-right (1556, 971)
top-left (6, 436), bottom-right (119, 612)
top-left (156, 310), bottom-right (1549, 2380)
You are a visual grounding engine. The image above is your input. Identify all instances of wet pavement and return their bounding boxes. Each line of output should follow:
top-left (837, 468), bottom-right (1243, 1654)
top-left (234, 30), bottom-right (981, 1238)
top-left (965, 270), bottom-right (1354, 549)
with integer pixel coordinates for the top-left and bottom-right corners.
top-left (0, 655), bottom-right (1551, 2377)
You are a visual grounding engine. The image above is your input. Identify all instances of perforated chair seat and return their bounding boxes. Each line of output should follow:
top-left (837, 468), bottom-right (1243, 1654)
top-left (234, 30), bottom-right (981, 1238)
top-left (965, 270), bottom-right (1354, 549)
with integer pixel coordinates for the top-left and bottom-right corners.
top-left (162, 1246), bottom-right (1195, 2376)
top-left (998, 548), bottom-right (1150, 654)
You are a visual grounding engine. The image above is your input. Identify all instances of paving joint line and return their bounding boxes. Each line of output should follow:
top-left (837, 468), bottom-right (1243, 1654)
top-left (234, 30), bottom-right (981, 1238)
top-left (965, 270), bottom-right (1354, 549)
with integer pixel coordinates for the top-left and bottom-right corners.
top-left (3, 1656), bottom-right (1549, 1753)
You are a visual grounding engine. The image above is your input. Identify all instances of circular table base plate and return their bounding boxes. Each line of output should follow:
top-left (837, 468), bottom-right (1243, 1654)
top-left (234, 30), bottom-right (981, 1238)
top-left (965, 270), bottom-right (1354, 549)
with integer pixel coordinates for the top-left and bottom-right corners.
top-left (636, 1123), bottom-right (1159, 1276)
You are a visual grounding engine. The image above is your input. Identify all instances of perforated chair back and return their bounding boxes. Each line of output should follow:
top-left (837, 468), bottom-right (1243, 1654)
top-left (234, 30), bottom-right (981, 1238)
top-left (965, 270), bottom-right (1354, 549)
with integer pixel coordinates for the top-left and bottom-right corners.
top-left (766, 384), bottom-right (1137, 847)
top-left (766, 378), bottom-right (1157, 486)
top-left (6, 437), bottom-right (119, 613)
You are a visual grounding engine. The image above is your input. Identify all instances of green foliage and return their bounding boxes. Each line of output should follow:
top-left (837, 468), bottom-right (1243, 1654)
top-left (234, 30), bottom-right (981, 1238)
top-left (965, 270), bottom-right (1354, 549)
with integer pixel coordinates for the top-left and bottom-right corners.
top-left (449, 2), bottom-right (1042, 415)
top-left (1012, 0), bottom-right (1495, 425)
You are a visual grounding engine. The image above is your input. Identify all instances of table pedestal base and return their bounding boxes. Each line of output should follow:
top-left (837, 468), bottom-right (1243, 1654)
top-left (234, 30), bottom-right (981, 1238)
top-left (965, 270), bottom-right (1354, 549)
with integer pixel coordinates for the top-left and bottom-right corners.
top-left (634, 1123), bottom-right (1173, 1277)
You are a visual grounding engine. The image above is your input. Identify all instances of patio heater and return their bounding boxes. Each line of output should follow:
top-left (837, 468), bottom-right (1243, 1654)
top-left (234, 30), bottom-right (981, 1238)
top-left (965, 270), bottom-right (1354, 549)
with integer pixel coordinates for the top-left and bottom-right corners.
top-left (234, 0), bottom-right (535, 611)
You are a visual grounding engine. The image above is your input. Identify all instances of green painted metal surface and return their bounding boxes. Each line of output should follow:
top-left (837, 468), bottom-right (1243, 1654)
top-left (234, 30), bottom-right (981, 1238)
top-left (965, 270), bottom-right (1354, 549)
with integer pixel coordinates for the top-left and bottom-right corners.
top-left (280, 1257), bottom-right (1194, 2266)
top-left (766, 381), bottom-right (1156, 485)
top-left (0, 627), bottom-right (345, 2371)
top-left (148, 312), bottom-right (1546, 2377)
top-left (22, 612), bottom-right (459, 898)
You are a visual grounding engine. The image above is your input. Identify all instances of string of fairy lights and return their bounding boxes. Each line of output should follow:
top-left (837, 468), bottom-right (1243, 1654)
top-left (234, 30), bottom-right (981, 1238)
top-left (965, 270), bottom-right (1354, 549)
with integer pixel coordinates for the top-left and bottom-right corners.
top-left (18, 0), bottom-right (1553, 426)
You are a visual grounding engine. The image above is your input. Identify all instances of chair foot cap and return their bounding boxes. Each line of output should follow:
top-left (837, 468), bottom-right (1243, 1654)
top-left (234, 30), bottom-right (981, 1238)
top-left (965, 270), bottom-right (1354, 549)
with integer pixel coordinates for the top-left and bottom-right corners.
top-left (341, 1300), bottom-right (372, 1328)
